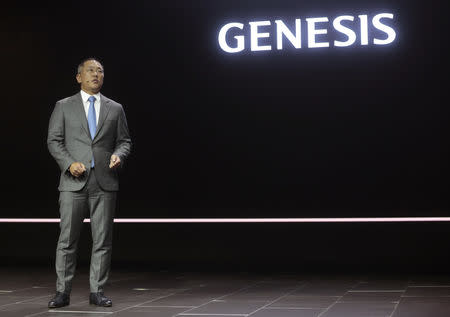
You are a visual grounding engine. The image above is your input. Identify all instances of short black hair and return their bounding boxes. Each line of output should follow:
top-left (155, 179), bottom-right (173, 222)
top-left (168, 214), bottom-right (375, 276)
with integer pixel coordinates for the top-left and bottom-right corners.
top-left (77, 57), bottom-right (104, 74)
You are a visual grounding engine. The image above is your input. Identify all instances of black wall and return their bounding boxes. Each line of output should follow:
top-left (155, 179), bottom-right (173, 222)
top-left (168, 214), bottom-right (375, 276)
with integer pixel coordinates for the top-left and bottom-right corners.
top-left (0, 0), bottom-right (449, 272)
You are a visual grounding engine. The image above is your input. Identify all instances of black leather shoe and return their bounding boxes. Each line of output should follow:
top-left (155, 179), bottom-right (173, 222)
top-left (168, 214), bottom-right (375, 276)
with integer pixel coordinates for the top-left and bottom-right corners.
top-left (89, 292), bottom-right (112, 307)
top-left (48, 292), bottom-right (70, 308)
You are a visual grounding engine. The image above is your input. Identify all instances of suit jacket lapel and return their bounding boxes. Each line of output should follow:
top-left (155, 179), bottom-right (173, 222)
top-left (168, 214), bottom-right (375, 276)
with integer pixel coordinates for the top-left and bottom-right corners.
top-left (94, 93), bottom-right (111, 141)
top-left (73, 93), bottom-right (90, 138)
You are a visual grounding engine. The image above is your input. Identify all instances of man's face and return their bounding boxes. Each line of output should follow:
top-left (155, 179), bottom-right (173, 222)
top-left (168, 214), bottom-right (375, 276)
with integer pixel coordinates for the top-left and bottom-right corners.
top-left (76, 60), bottom-right (104, 94)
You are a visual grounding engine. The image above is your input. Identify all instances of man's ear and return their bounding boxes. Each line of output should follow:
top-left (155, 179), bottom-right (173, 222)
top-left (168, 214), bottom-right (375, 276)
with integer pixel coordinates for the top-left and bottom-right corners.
top-left (76, 73), bottom-right (82, 84)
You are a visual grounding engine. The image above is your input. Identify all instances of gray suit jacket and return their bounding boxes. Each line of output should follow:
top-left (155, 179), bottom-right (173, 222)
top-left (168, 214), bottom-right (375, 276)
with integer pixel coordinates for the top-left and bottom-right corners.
top-left (48, 92), bottom-right (132, 191)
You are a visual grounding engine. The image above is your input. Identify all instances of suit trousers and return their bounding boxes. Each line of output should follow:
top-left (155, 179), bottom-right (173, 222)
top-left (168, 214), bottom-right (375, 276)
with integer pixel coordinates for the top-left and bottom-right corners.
top-left (55, 170), bottom-right (116, 294)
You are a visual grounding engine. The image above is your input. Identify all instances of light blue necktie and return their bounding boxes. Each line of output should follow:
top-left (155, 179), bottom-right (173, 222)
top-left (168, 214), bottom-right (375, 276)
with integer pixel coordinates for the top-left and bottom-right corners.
top-left (87, 96), bottom-right (97, 167)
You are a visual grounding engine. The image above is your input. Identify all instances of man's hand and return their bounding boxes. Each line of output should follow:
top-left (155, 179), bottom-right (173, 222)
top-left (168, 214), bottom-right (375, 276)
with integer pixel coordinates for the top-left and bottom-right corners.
top-left (109, 154), bottom-right (121, 169)
top-left (69, 162), bottom-right (86, 177)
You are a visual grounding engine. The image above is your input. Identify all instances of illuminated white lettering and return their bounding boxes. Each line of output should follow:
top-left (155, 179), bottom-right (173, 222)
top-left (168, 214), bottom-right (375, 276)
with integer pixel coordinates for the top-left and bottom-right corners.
top-left (249, 21), bottom-right (272, 51)
top-left (275, 19), bottom-right (301, 50)
top-left (358, 15), bottom-right (369, 45)
top-left (306, 17), bottom-right (329, 48)
top-left (333, 15), bottom-right (357, 47)
top-left (372, 13), bottom-right (396, 45)
top-left (218, 23), bottom-right (245, 53)
top-left (217, 12), bottom-right (397, 53)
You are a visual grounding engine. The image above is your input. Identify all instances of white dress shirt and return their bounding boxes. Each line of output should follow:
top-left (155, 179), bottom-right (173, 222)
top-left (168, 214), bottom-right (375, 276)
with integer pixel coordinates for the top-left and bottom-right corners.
top-left (80, 90), bottom-right (101, 125)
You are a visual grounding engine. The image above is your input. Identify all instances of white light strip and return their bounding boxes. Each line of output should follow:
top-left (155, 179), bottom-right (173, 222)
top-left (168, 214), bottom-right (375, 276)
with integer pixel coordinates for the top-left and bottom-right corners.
top-left (48, 311), bottom-right (112, 314)
top-left (0, 217), bottom-right (450, 223)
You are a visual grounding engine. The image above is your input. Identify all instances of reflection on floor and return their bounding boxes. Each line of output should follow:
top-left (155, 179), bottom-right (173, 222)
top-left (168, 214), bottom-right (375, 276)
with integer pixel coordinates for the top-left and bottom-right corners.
top-left (1, 268), bottom-right (450, 316)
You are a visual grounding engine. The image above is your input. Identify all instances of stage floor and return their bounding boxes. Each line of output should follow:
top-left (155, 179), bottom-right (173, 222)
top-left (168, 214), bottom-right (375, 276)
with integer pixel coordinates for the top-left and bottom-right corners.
top-left (1, 268), bottom-right (450, 316)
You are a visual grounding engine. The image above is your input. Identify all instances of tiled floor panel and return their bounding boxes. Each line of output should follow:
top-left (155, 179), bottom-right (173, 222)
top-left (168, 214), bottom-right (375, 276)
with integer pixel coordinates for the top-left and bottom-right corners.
top-left (1, 269), bottom-right (449, 316)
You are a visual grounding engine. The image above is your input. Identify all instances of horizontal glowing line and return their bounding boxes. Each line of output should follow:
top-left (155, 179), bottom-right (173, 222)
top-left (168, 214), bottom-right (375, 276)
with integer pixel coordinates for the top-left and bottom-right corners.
top-left (0, 217), bottom-right (450, 223)
top-left (48, 311), bottom-right (112, 314)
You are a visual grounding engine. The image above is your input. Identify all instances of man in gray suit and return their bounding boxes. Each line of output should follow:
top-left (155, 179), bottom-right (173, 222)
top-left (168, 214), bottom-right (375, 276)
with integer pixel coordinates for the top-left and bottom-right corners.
top-left (47, 58), bottom-right (132, 308)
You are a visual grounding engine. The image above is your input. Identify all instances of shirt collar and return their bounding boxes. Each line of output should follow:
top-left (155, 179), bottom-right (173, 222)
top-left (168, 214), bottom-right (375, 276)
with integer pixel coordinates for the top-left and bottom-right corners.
top-left (80, 90), bottom-right (101, 103)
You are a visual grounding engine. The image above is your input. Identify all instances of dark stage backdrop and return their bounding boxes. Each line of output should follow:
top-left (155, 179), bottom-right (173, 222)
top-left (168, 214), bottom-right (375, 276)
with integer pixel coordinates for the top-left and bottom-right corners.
top-left (0, 0), bottom-right (448, 219)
